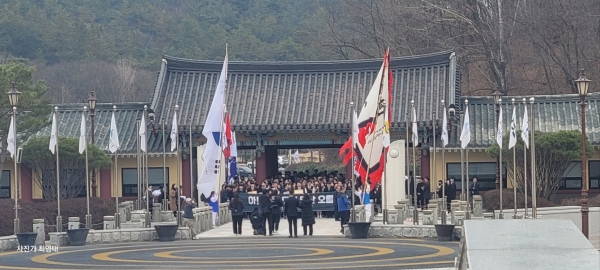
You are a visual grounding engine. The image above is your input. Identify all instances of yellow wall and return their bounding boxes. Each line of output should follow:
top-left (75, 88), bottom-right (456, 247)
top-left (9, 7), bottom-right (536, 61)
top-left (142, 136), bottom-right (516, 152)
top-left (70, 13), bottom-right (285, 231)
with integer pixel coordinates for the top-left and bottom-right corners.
top-left (111, 155), bottom-right (180, 197)
top-left (2, 159), bottom-right (17, 199)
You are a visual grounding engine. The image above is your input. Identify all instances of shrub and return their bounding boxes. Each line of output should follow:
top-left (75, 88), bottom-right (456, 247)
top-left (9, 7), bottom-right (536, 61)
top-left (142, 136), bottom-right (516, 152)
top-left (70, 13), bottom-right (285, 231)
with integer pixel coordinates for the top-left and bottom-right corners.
top-left (560, 194), bottom-right (600, 207)
top-left (481, 189), bottom-right (556, 212)
top-left (0, 197), bottom-right (115, 237)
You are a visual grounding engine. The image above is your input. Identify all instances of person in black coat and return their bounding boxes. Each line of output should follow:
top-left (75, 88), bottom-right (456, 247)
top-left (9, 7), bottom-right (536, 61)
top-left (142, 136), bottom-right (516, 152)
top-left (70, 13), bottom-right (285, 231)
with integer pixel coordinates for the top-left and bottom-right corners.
top-left (258, 190), bottom-right (273, 236)
top-left (284, 189), bottom-right (300, 238)
top-left (447, 178), bottom-right (457, 211)
top-left (421, 177), bottom-right (431, 209)
top-left (228, 193), bottom-right (245, 235)
top-left (270, 190), bottom-right (284, 235)
top-left (470, 177), bottom-right (480, 196)
top-left (300, 194), bottom-right (315, 236)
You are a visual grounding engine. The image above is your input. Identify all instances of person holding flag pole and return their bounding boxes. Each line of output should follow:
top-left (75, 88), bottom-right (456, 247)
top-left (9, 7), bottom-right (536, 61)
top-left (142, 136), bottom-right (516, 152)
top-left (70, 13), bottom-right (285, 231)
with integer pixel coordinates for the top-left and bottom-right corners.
top-left (440, 100), bottom-right (449, 225)
top-left (496, 99), bottom-right (504, 219)
top-left (109, 105), bottom-right (121, 229)
top-left (80, 106), bottom-right (92, 229)
top-left (49, 106), bottom-right (62, 232)
top-left (509, 98), bottom-right (518, 218)
top-left (521, 98), bottom-right (529, 218)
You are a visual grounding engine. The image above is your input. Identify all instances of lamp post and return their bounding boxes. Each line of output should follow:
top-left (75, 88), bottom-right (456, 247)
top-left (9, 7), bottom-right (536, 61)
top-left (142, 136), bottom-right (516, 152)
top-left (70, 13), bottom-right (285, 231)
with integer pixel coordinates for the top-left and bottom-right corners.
top-left (492, 89), bottom-right (502, 190)
top-left (574, 68), bottom-right (591, 239)
top-left (7, 82), bottom-right (21, 235)
top-left (87, 91), bottom-right (97, 197)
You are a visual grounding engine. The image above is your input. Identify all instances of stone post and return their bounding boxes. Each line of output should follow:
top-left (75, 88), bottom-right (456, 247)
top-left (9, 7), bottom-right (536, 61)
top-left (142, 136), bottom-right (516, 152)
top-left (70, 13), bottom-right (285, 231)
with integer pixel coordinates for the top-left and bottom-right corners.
top-left (119, 203), bottom-right (128, 223)
top-left (427, 203), bottom-right (438, 224)
top-left (125, 201), bottom-right (133, 221)
top-left (422, 210), bottom-right (434, 225)
top-left (103, 216), bottom-right (115, 230)
top-left (454, 211), bottom-right (466, 226)
top-left (459, 201), bottom-right (467, 212)
top-left (450, 200), bottom-right (460, 222)
top-left (472, 195), bottom-right (483, 217)
top-left (202, 207), bottom-right (210, 231)
top-left (33, 219), bottom-right (45, 245)
top-left (353, 205), bottom-right (365, 222)
top-left (193, 208), bottom-right (202, 233)
top-left (152, 203), bottom-right (162, 222)
top-left (68, 217), bottom-right (80, 230)
top-left (393, 204), bottom-right (403, 224)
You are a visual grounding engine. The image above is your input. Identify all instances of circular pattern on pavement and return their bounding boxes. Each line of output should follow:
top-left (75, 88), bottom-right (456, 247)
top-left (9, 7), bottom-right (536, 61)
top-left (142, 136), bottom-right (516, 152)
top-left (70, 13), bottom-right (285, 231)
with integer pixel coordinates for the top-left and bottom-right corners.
top-left (0, 238), bottom-right (458, 269)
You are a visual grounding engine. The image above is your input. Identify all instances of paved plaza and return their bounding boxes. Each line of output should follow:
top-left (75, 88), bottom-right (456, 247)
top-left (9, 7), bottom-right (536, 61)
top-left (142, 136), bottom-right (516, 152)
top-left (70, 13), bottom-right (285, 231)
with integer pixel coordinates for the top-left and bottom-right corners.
top-left (0, 217), bottom-right (459, 269)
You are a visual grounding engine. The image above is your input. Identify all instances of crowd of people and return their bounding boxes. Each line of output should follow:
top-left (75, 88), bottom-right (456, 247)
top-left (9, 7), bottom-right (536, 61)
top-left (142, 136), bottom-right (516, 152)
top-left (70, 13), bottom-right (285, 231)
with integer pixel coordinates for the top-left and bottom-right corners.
top-left (406, 172), bottom-right (482, 210)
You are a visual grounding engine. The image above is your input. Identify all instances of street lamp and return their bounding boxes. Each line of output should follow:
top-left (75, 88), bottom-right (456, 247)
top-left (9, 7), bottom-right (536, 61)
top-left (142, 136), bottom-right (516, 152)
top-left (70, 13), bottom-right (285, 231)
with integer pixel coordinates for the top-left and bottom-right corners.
top-left (87, 91), bottom-right (97, 196)
top-left (574, 68), bottom-right (591, 239)
top-left (7, 82), bottom-right (21, 235)
top-left (492, 90), bottom-right (502, 190)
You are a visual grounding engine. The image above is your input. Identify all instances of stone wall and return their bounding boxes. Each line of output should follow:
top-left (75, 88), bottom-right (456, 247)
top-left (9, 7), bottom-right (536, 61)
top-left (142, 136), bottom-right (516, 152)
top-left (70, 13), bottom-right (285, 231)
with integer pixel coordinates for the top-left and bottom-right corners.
top-left (345, 224), bottom-right (462, 240)
top-left (49, 227), bottom-right (192, 246)
top-left (0, 236), bottom-right (18, 252)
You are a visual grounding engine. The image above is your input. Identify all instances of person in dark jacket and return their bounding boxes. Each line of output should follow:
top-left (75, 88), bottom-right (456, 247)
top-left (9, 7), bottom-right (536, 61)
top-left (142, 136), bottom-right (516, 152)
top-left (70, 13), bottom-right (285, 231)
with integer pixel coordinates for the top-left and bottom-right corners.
top-left (470, 177), bottom-right (480, 196)
top-left (229, 193), bottom-right (245, 235)
top-left (300, 194), bottom-right (315, 236)
top-left (284, 189), bottom-right (300, 238)
top-left (258, 189), bottom-right (273, 236)
top-left (250, 207), bottom-right (263, 235)
top-left (447, 179), bottom-right (457, 211)
top-left (421, 177), bottom-right (431, 209)
top-left (270, 190), bottom-right (284, 235)
top-left (183, 198), bottom-right (197, 239)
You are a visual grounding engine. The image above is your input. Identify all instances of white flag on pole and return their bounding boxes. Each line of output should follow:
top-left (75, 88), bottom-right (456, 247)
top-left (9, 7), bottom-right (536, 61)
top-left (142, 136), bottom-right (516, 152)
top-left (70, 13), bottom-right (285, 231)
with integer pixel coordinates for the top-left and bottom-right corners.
top-left (49, 112), bottom-right (58, 154)
top-left (293, 150), bottom-right (300, 164)
top-left (411, 105), bottom-right (418, 144)
top-left (496, 106), bottom-right (503, 148)
top-left (521, 106), bottom-right (529, 149)
top-left (170, 110), bottom-right (178, 152)
top-left (441, 106), bottom-right (448, 147)
top-left (460, 106), bottom-right (471, 149)
top-left (508, 107), bottom-right (517, 149)
top-left (6, 115), bottom-right (15, 158)
top-left (198, 50), bottom-right (228, 198)
top-left (139, 112), bottom-right (147, 152)
top-left (109, 110), bottom-right (120, 153)
top-left (79, 113), bottom-right (86, 154)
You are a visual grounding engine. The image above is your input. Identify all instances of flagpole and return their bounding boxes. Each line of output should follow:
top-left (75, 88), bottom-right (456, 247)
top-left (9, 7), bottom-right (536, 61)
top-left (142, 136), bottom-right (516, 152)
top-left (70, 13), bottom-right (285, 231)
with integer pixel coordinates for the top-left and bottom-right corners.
top-left (136, 118), bottom-right (141, 210)
top-left (460, 112), bottom-right (465, 202)
top-left (441, 100), bottom-right (447, 225)
top-left (175, 105), bottom-right (182, 225)
top-left (218, 45), bottom-right (228, 199)
top-left (162, 117), bottom-right (167, 210)
top-left (84, 106), bottom-right (91, 229)
top-left (522, 98), bottom-right (528, 218)
top-left (54, 107), bottom-right (62, 233)
top-left (111, 106), bottom-right (119, 229)
top-left (432, 112), bottom-right (436, 199)
top-left (512, 98), bottom-right (518, 219)
top-left (405, 112), bottom-right (410, 203)
top-left (498, 98), bottom-right (503, 219)
top-left (189, 116), bottom-right (193, 200)
top-left (530, 97), bottom-right (537, 218)
top-left (411, 100), bottom-right (418, 225)
top-left (465, 99), bottom-right (471, 220)
top-left (350, 102), bottom-right (356, 223)
top-left (143, 105), bottom-right (151, 228)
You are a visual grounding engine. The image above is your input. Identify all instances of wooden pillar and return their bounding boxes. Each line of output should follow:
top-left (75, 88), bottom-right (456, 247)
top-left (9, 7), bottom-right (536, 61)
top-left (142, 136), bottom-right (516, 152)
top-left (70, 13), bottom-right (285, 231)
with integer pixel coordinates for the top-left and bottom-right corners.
top-left (100, 168), bottom-right (112, 199)
top-left (255, 149), bottom-right (267, 184)
top-left (420, 149), bottom-right (430, 180)
top-left (20, 166), bottom-right (32, 202)
top-left (182, 157), bottom-right (191, 198)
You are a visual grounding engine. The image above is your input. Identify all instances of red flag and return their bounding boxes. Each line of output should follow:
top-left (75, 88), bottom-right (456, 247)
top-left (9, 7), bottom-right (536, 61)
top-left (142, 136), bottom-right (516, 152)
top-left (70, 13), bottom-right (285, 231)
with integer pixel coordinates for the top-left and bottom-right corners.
top-left (223, 112), bottom-right (232, 159)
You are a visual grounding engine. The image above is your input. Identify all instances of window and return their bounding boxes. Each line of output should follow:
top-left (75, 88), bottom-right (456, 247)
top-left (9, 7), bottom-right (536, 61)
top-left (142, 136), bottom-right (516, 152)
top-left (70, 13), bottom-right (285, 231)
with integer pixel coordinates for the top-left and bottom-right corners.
top-left (559, 162), bottom-right (582, 190)
top-left (447, 162), bottom-right (506, 191)
top-left (41, 169), bottom-right (87, 198)
top-left (589, 161), bottom-right (599, 189)
top-left (122, 168), bottom-right (169, 197)
top-left (0, 170), bottom-right (10, 198)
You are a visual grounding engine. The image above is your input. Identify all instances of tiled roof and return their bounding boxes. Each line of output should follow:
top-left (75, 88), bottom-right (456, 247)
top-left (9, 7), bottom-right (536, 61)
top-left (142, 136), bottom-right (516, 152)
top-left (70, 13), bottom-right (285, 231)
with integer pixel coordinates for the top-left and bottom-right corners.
top-left (443, 93), bottom-right (600, 148)
top-left (33, 103), bottom-right (175, 154)
top-left (151, 51), bottom-right (460, 135)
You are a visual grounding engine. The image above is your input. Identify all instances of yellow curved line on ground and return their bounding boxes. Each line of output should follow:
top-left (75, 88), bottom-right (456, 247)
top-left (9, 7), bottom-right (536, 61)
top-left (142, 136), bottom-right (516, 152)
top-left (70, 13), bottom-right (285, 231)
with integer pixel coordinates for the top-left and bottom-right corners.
top-left (154, 246), bottom-right (333, 259)
top-left (91, 243), bottom-right (394, 264)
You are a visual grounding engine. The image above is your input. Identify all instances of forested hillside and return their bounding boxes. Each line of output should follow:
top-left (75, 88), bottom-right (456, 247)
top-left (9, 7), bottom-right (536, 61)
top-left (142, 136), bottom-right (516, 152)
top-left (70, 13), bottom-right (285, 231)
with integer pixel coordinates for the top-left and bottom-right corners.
top-left (0, 0), bottom-right (597, 104)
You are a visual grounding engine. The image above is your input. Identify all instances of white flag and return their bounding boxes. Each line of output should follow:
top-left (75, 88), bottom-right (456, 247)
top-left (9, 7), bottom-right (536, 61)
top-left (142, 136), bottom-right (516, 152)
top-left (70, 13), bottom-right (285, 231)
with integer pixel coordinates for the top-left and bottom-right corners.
top-left (496, 106), bottom-right (503, 148)
top-left (521, 106), bottom-right (529, 149)
top-left (109, 111), bottom-right (120, 153)
top-left (170, 110), bottom-right (178, 152)
top-left (508, 107), bottom-right (517, 149)
top-left (411, 105), bottom-right (418, 144)
top-left (460, 106), bottom-right (470, 149)
top-left (198, 50), bottom-right (228, 198)
top-left (49, 112), bottom-right (58, 154)
top-left (382, 107), bottom-right (390, 147)
top-left (6, 115), bottom-right (15, 158)
top-left (139, 112), bottom-right (147, 152)
top-left (293, 150), bottom-right (300, 164)
top-left (441, 106), bottom-right (448, 147)
top-left (79, 113), bottom-right (86, 154)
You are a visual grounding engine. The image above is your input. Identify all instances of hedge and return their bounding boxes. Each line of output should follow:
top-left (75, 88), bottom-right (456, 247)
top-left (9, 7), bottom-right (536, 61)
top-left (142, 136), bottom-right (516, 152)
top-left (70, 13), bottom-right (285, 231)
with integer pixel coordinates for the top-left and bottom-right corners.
top-left (481, 188), bottom-right (556, 212)
top-left (0, 197), bottom-right (116, 238)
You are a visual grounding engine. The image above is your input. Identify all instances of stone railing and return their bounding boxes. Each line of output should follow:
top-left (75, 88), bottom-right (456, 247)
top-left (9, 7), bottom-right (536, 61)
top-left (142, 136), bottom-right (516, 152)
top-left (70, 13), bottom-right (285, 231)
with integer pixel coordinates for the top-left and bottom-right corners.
top-left (48, 226), bottom-right (192, 246)
top-left (345, 223), bottom-right (462, 240)
top-left (0, 235), bottom-right (18, 252)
